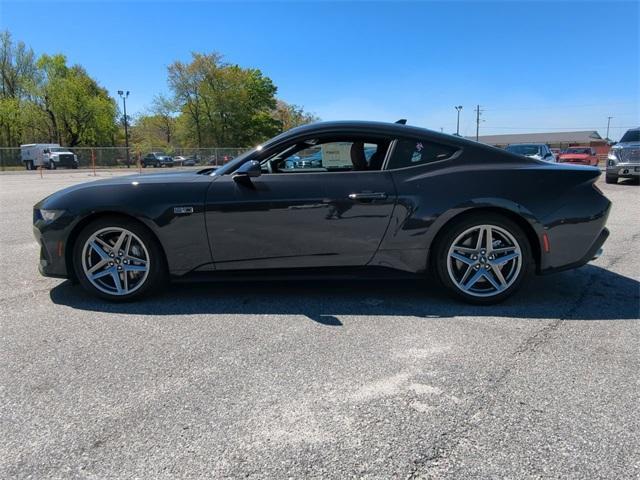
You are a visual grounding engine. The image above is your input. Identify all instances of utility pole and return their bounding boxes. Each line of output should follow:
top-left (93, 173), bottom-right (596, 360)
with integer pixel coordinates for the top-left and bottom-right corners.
top-left (455, 105), bottom-right (463, 136)
top-left (118, 90), bottom-right (130, 167)
top-left (606, 116), bottom-right (613, 141)
top-left (475, 105), bottom-right (483, 141)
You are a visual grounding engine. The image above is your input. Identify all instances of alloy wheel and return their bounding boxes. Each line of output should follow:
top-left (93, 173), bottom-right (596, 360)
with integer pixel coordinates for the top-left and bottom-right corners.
top-left (81, 227), bottom-right (150, 296)
top-left (446, 224), bottom-right (522, 298)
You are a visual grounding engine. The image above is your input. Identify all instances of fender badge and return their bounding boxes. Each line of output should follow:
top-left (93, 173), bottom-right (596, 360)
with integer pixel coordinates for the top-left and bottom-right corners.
top-left (174, 206), bottom-right (194, 215)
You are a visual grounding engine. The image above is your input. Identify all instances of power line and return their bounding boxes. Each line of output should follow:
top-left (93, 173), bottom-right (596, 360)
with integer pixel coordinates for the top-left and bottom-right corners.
top-left (482, 102), bottom-right (637, 112)
top-left (480, 125), bottom-right (637, 130)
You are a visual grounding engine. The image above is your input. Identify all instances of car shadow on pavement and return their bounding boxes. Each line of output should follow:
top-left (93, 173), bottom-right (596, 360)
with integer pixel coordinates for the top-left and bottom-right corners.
top-left (49, 264), bottom-right (639, 324)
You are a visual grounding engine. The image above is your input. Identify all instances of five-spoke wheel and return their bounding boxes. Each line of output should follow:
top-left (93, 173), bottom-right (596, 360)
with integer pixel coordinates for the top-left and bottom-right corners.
top-left (73, 217), bottom-right (166, 301)
top-left (434, 214), bottom-right (532, 304)
top-left (81, 227), bottom-right (150, 296)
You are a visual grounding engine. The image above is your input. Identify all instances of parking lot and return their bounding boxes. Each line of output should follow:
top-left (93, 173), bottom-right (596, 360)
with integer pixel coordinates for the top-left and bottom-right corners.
top-left (1, 170), bottom-right (638, 478)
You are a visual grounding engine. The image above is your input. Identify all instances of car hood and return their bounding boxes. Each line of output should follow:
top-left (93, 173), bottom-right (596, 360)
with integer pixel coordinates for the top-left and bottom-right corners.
top-left (559, 154), bottom-right (590, 160)
top-left (35, 171), bottom-right (207, 208)
top-left (614, 142), bottom-right (640, 149)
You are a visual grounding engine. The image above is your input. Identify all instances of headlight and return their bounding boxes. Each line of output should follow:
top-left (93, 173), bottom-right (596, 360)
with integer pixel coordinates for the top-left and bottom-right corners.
top-left (37, 209), bottom-right (65, 222)
top-left (607, 150), bottom-right (618, 161)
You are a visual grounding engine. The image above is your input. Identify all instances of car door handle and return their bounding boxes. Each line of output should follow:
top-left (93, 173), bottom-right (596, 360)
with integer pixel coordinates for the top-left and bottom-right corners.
top-left (348, 192), bottom-right (388, 201)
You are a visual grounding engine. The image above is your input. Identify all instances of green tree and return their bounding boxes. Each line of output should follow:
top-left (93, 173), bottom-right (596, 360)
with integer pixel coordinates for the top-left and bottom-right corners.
top-left (273, 100), bottom-right (319, 132)
top-left (168, 52), bottom-right (280, 147)
top-left (36, 54), bottom-right (118, 146)
top-left (0, 30), bottom-right (38, 146)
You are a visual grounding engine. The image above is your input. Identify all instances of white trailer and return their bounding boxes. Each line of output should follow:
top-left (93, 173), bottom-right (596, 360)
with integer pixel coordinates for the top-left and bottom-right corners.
top-left (20, 144), bottom-right (78, 170)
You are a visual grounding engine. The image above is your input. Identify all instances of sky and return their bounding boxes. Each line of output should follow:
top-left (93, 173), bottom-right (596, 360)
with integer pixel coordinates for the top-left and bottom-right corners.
top-left (2, 0), bottom-right (639, 140)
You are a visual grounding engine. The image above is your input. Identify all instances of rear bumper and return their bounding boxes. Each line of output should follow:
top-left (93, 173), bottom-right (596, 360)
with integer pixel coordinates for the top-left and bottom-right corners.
top-left (538, 184), bottom-right (611, 274)
top-left (540, 227), bottom-right (609, 275)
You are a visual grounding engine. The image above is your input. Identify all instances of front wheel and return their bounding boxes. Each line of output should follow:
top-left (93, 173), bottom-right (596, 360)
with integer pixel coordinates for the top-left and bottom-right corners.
top-left (73, 217), bottom-right (167, 301)
top-left (433, 214), bottom-right (533, 304)
top-left (48, 161), bottom-right (56, 170)
top-left (605, 174), bottom-right (618, 184)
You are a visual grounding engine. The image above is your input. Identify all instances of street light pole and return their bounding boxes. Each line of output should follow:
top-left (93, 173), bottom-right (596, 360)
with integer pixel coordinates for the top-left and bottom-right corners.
top-left (118, 90), bottom-right (130, 167)
top-left (606, 116), bottom-right (613, 141)
top-left (455, 106), bottom-right (463, 136)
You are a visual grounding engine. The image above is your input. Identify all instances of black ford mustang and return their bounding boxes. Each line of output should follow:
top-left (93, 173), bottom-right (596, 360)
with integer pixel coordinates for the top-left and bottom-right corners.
top-left (33, 121), bottom-right (610, 304)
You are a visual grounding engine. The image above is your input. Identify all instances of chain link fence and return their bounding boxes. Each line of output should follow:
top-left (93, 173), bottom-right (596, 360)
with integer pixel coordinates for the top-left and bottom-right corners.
top-left (0, 147), bottom-right (249, 170)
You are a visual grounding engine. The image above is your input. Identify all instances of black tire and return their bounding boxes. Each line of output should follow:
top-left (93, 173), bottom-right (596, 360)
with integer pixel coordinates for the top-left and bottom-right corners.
top-left (48, 161), bottom-right (56, 170)
top-left (155, 162), bottom-right (160, 168)
top-left (605, 174), bottom-right (618, 184)
top-left (25, 160), bottom-right (34, 171)
top-left (142, 162), bottom-right (147, 168)
top-left (72, 163), bottom-right (78, 169)
top-left (72, 216), bottom-right (167, 301)
top-left (432, 213), bottom-right (533, 305)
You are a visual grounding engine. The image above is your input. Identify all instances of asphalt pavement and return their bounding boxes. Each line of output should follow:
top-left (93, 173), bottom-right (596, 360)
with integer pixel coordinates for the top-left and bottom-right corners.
top-left (1, 169), bottom-right (639, 479)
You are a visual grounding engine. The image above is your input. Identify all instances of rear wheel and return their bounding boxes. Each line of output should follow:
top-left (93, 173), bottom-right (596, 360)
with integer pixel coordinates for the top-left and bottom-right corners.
top-left (48, 161), bottom-right (56, 170)
top-left (605, 174), bottom-right (618, 184)
top-left (433, 213), bottom-right (533, 304)
top-left (25, 160), bottom-right (34, 170)
top-left (73, 216), bottom-right (167, 301)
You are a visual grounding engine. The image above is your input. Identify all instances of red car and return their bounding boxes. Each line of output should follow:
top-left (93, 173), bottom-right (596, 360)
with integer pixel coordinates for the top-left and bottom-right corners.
top-left (558, 147), bottom-right (599, 166)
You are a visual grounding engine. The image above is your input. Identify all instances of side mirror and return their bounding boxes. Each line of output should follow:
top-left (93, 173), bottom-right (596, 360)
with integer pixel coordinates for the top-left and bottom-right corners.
top-left (232, 160), bottom-right (261, 185)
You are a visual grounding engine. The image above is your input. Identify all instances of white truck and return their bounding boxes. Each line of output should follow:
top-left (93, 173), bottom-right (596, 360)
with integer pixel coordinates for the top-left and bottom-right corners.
top-left (20, 144), bottom-right (79, 170)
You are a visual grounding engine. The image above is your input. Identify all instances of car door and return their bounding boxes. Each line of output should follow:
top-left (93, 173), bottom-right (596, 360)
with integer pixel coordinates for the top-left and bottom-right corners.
top-left (204, 138), bottom-right (397, 270)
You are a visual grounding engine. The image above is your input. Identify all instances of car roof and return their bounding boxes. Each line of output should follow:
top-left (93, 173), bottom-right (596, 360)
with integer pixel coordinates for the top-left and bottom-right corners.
top-left (278, 120), bottom-right (485, 149)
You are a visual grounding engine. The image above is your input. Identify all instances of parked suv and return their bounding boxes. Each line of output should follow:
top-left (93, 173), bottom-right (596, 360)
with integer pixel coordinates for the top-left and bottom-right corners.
top-left (142, 152), bottom-right (174, 168)
top-left (606, 128), bottom-right (640, 184)
top-left (505, 143), bottom-right (556, 162)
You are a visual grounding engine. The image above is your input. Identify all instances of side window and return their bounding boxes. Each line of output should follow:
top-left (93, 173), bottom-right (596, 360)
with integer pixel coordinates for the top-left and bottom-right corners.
top-left (386, 138), bottom-right (457, 169)
top-left (270, 139), bottom-right (389, 173)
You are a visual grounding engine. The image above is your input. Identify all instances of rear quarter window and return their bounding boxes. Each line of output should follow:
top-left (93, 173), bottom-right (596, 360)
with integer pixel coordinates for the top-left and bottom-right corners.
top-left (386, 139), bottom-right (457, 169)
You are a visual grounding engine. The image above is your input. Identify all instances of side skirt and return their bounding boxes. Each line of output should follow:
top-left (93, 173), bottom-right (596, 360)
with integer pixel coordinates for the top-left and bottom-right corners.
top-left (172, 266), bottom-right (425, 284)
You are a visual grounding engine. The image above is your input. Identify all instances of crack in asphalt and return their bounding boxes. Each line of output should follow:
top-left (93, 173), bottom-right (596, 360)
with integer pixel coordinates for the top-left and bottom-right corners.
top-left (407, 254), bottom-right (618, 479)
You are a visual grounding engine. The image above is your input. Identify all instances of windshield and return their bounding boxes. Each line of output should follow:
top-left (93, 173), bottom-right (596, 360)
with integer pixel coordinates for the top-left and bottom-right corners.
top-left (212, 128), bottom-right (303, 175)
top-left (212, 147), bottom-right (259, 175)
top-left (619, 129), bottom-right (640, 143)
top-left (566, 148), bottom-right (590, 154)
top-left (506, 145), bottom-right (541, 156)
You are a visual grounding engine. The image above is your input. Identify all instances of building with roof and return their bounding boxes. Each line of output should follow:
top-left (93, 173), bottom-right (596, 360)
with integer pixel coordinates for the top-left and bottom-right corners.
top-left (468, 130), bottom-right (610, 156)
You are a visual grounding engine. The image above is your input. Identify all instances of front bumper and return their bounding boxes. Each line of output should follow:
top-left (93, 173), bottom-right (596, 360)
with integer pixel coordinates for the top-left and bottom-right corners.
top-left (33, 216), bottom-right (72, 279)
top-left (607, 164), bottom-right (640, 178)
